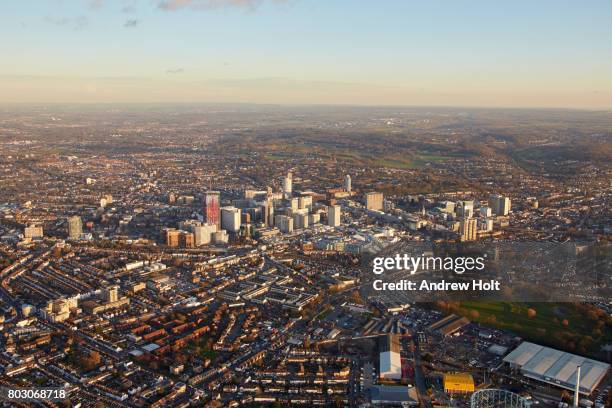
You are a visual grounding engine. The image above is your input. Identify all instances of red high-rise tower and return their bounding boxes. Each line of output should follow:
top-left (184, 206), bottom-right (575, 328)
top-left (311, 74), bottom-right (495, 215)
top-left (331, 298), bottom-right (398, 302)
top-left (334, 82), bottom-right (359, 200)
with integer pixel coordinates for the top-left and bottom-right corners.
top-left (203, 191), bottom-right (221, 228)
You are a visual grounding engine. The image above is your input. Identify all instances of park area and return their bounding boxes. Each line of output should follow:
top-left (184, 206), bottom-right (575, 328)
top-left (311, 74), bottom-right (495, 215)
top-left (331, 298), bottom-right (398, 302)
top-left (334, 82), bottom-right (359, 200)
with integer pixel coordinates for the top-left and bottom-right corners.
top-left (435, 301), bottom-right (611, 359)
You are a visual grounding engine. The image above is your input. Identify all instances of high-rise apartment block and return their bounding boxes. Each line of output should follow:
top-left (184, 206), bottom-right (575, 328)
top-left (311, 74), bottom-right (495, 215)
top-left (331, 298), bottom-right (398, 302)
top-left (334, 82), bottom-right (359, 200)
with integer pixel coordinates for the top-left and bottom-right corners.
top-left (221, 206), bottom-right (241, 233)
top-left (344, 174), bottom-right (352, 192)
top-left (282, 172), bottom-right (292, 198)
top-left (275, 215), bottom-right (294, 233)
top-left (328, 205), bottom-right (341, 227)
top-left (298, 195), bottom-right (313, 211)
top-left (456, 201), bottom-right (474, 218)
top-left (365, 192), bottom-right (384, 211)
top-left (203, 191), bottom-right (221, 228)
top-left (105, 286), bottom-right (119, 303)
top-left (480, 206), bottom-right (492, 218)
top-left (488, 194), bottom-right (511, 216)
top-left (460, 217), bottom-right (477, 241)
top-left (67, 216), bottom-right (82, 240)
top-left (294, 212), bottom-right (309, 229)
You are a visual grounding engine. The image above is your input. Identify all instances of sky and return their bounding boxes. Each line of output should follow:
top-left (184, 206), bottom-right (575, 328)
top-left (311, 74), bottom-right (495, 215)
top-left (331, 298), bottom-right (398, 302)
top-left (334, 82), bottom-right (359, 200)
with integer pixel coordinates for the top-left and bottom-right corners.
top-left (1, 0), bottom-right (612, 108)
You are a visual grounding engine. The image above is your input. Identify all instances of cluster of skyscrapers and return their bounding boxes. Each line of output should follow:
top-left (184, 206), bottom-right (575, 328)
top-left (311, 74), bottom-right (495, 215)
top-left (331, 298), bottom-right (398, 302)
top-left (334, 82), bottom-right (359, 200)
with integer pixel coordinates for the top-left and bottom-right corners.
top-left (159, 173), bottom-right (352, 247)
top-left (455, 194), bottom-right (511, 241)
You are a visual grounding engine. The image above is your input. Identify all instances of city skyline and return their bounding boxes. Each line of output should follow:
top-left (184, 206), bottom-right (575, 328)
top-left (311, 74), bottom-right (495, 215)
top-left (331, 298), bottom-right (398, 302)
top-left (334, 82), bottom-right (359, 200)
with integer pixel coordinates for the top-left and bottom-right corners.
top-left (0, 94), bottom-right (610, 407)
top-left (2, 0), bottom-right (612, 108)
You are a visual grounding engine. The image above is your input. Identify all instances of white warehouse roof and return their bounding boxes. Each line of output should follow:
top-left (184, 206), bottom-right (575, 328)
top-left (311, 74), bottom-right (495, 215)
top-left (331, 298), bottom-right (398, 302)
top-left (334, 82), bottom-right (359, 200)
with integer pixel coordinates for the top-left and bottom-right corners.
top-left (379, 334), bottom-right (402, 380)
top-left (503, 342), bottom-right (609, 395)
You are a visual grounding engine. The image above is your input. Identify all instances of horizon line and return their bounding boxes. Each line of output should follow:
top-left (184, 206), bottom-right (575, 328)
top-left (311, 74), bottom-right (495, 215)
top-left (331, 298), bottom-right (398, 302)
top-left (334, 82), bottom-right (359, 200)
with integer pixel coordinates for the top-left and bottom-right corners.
top-left (1, 101), bottom-right (611, 112)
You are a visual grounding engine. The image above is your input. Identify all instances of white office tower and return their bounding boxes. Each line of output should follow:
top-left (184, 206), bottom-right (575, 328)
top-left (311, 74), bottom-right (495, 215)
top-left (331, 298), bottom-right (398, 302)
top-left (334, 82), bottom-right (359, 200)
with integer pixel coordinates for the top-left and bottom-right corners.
top-left (294, 212), bottom-right (309, 229)
top-left (298, 195), bottom-right (312, 211)
top-left (213, 230), bottom-right (229, 244)
top-left (179, 220), bottom-right (214, 245)
top-left (488, 194), bottom-right (511, 216)
top-left (282, 172), bottom-right (293, 198)
top-left (275, 215), bottom-right (294, 233)
top-left (194, 223), bottom-right (216, 245)
top-left (328, 205), bottom-right (341, 227)
top-left (456, 200), bottom-right (474, 218)
top-left (67, 216), bottom-right (82, 240)
top-left (344, 174), bottom-right (352, 192)
top-left (309, 213), bottom-right (321, 225)
top-left (289, 198), bottom-right (299, 212)
top-left (221, 206), bottom-right (241, 233)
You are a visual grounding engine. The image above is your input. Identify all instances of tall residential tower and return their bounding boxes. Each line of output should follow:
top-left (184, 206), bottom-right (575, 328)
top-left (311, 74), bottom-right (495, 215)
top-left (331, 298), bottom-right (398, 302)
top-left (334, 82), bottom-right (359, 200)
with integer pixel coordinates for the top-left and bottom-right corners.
top-left (67, 216), bottom-right (82, 240)
top-left (282, 172), bottom-right (292, 198)
top-left (344, 174), bottom-right (352, 193)
top-left (203, 191), bottom-right (221, 228)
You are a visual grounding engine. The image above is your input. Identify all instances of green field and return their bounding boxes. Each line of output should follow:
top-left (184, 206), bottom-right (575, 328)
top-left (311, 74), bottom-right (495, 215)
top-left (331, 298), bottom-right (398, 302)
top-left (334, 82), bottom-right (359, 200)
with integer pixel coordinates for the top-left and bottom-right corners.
top-left (439, 301), bottom-right (611, 359)
top-left (373, 157), bottom-right (416, 169)
top-left (264, 153), bottom-right (288, 161)
top-left (373, 154), bottom-right (451, 169)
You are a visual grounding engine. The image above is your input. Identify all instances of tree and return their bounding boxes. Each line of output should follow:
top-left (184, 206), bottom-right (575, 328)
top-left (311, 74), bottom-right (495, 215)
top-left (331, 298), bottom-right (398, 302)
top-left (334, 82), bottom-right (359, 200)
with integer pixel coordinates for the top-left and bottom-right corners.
top-left (79, 350), bottom-right (101, 372)
top-left (350, 290), bottom-right (364, 305)
top-left (560, 390), bottom-right (571, 403)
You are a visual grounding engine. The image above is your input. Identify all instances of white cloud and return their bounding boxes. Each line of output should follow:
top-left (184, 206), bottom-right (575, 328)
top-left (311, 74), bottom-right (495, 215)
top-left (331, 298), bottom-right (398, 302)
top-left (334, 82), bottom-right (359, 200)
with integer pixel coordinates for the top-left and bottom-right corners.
top-left (45, 16), bottom-right (89, 30)
top-left (157, 0), bottom-right (289, 11)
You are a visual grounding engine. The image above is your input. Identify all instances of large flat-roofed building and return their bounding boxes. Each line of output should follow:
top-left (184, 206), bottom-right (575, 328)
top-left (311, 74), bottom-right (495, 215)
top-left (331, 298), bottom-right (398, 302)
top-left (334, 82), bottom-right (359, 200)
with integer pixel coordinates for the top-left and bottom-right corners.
top-left (427, 314), bottom-right (470, 337)
top-left (379, 334), bottom-right (402, 380)
top-left (503, 341), bottom-right (610, 395)
top-left (24, 224), bottom-right (43, 239)
top-left (165, 228), bottom-right (195, 248)
top-left (443, 372), bottom-right (475, 394)
top-left (370, 385), bottom-right (419, 406)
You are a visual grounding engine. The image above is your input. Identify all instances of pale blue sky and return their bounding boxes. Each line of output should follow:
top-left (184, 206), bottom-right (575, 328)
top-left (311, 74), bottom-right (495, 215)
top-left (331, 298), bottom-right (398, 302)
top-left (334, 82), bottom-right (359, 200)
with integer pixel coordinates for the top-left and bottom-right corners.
top-left (1, 0), bottom-right (611, 107)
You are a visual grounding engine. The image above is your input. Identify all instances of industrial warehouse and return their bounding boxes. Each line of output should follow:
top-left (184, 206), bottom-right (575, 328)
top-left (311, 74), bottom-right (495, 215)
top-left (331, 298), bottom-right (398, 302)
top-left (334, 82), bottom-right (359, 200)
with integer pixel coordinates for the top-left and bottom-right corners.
top-left (379, 334), bottom-right (402, 380)
top-left (503, 342), bottom-right (610, 395)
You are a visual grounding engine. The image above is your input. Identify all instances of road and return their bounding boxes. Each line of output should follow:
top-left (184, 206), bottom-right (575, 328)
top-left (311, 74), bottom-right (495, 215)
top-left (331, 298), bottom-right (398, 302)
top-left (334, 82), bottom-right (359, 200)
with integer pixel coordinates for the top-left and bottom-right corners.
top-left (412, 330), bottom-right (432, 408)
